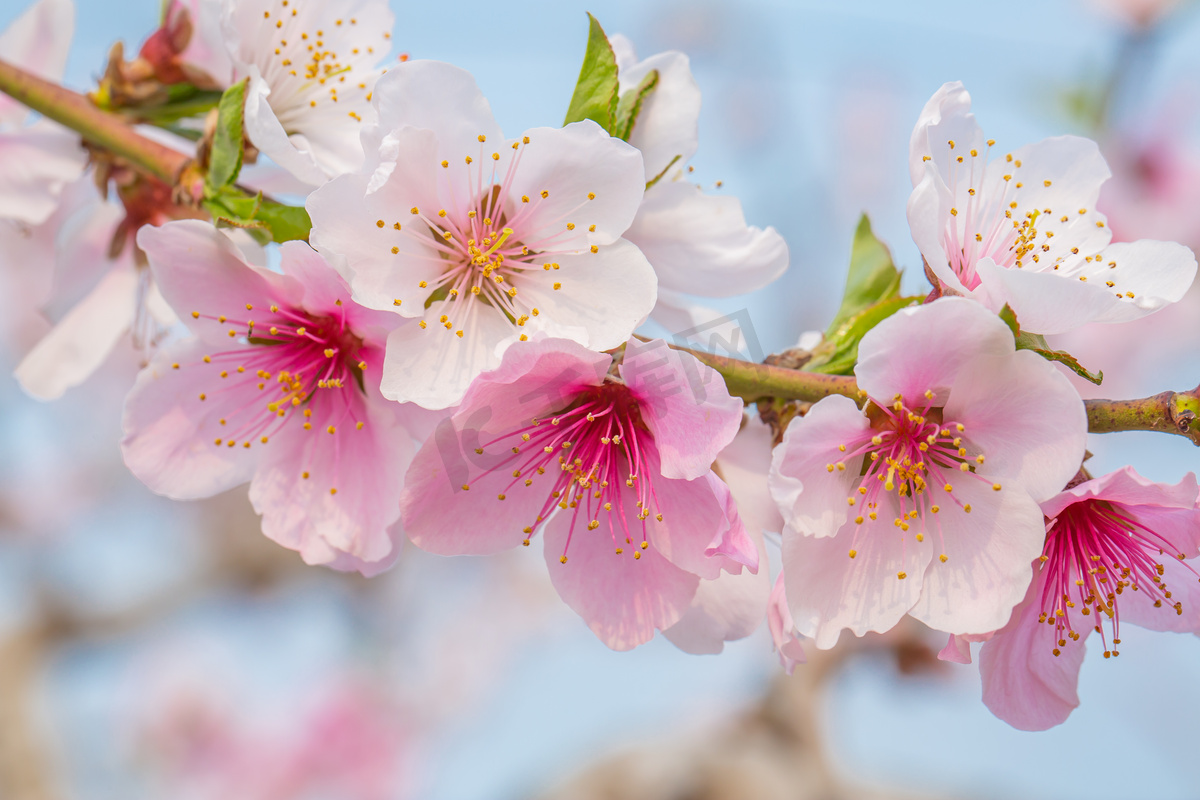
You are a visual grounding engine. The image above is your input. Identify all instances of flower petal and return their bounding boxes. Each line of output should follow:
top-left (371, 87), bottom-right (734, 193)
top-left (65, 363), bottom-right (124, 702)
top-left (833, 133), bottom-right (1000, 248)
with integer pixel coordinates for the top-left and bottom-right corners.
top-left (515, 238), bottom-right (658, 353)
top-left (543, 500), bottom-right (701, 651)
top-left (908, 477), bottom-right (1046, 635)
top-left (781, 502), bottom-right (931, 650)
top-left (767, 572), bottom-right (807, 674)
top-left (855, 297), bottom-right (1015, 406)
top-left (944, 350), bottom-right (1087, 501)
top-left (626, 179), bottom-right (788, 298)
top-left (249, 393), bottom-right (412, 575)
top-left (120, 339), bottom-right (262, 499)
top-left (0, 121), bottom-right (86, 226)
top-left (15, 263), bottom-right (136, 400)
top-left (907, 81), bottom-right (984, 188)
top-left (620, 337), bottom-right (742, 480)
top-left (610, 35), bottom-right (701, 182)
top-left (138, 220), bottom-right (299, 343)
top-left (242, 71), bottom-right (331, 186)
top-left (769, 394), bottom-right (870, 539)
top-left (978, 573), bottom-right (1085, 731)
top-left (505, 122), bottom-right (646, 249)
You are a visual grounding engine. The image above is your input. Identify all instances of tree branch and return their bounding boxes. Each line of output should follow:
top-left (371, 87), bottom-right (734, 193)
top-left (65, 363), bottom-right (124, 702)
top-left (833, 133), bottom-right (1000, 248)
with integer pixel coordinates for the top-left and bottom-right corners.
top-left (0, 57), bottom-right (189, 184)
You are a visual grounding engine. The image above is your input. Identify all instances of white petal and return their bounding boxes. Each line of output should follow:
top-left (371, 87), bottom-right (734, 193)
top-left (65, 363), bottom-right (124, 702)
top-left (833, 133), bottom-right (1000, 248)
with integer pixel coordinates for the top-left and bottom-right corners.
top-left (15, 264), bottom-right (135, 400)
top-left (612, 41), bottom-right (700, 182)
top-left (243, 71), bottom-right (331, 186)
top-left (907, 81), bottom-right (984, 188)
top-left (515, 238), bottom-right (657, 352)
top-left (627, 179), bottom-right (788, 298)
top-left (0, 121), bottom-right (86, 226)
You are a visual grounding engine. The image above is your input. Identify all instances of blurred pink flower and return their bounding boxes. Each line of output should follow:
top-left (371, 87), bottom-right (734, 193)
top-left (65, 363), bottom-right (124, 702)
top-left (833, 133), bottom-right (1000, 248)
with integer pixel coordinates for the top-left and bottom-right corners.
top-left (767, 572), bottom-right (807, 675)
top-left (908, 81), bottom-right (1196, 335)
top-left (122, 220), bottom-right (427, 574)
top-left (401, 336), bottom-right (755, 650)
top-left (973, 467), bottom-right (1200, 730)
top-left (770, 298), bottom-right (1087, 648)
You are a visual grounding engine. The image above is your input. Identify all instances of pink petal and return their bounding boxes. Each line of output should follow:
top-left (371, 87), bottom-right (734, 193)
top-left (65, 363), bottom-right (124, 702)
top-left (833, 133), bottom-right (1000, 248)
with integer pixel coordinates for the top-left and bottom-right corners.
top-left (121, 339), bottom-right (262, 499)
top-left (0, 121), bottom-right (86, 226)
top-left (978, 572), bottom-right (1085, 731)
top-left (944, 350), bottom-right (1087, 502)
top-left (620, 337), bottom-right (742, 480)
top-left (248, 393), bottom-right (413, 575)
top-left (137, 220), bottom-right (300, 344)
top-left (856, 297), bottom-right (1016, 406)
top-left (907, 81), bottom-right (984, 188)
top-left (767, 572), bottom-right (807, 674)
top-left (542, 502), bottom-right (701, 651)
top-left (768, 394), bottom-right (870, 539)
top-left (781, 497), bottom-right (932, 650)
top-left (907, 477), bottom-right (1047, 635)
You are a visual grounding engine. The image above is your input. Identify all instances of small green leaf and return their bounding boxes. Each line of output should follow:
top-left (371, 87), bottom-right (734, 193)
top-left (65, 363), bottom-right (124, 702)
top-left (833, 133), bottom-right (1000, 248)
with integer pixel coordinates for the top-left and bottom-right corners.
top-left (207, 79), bottom-right (247, 190)
top-left (614, 69), bottom-right (658, 140)
top-left (1016, 330), bottom-right (1104, 385)
top-left (807, 294), bottom-right (922, 375)
top-left (1001, 306), bottom-right (1104, 385)
top-left (563, 13), bottom-right (620, 132)
top-left (825, 215), bottom-right (903, 338)
top-left (203, 187), bottom-right (311, 244)
top-left (998, 303), bottom-right (1020, 339)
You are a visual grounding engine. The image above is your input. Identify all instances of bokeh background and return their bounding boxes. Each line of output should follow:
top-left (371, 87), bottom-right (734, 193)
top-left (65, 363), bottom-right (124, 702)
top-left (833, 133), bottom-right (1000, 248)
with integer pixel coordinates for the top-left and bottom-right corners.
top-left (2, 0), bottom-right (1200, 797)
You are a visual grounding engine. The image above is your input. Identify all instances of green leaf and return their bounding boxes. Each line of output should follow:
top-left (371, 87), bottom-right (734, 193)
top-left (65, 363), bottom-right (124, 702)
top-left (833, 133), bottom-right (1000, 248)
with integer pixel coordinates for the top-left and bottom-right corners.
top-left (207, 79), bottom-right (247, 191)
top-left (807, 294), bottom-right (922, 375)
top-left (1000, 305), bottom-right (1104, 386)
top-left (614, 69), bottom-right (658, 140)
top-left (563, 13), bottom-right (620, 132)
top-left (202, 187), bottom-right (311, 244)
top-left (825, 214), bottom-right (903, 338)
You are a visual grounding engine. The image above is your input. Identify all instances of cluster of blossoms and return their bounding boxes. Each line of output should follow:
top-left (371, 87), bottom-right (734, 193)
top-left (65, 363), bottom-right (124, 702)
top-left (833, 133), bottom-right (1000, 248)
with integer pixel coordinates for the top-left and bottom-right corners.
top-left (3, 0), bottom-right (1200, 732)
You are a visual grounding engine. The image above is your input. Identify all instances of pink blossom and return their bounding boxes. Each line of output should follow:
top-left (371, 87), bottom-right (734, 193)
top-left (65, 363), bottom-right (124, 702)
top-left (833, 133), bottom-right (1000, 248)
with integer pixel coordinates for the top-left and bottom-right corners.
top-left (122, 220), bottom-right (427, 574)
top-left (400, 336), bottom-right (753, 650)
top-left (976, 467), bottom-right (1200, 730)
top-left (608, 35), bottom-right (789, 330)
top-left (770, 298), bottom-right (1087, 648)
top-left (309, 60), bottom-right (656, 409)
top-left (223, 0), bottom-right (395, 184)
top-left (139, 0), bottom-right (233, 90)
top-left (907, 82), bottom-right (1196, 335)
top-left (664, 416), bottom-right (777, 654)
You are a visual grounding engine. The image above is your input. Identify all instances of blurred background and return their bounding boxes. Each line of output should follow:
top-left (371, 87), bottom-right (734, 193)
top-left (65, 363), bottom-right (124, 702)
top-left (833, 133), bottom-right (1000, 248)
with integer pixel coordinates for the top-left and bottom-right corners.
top-left (2, 0), bottom-right (1200, 797)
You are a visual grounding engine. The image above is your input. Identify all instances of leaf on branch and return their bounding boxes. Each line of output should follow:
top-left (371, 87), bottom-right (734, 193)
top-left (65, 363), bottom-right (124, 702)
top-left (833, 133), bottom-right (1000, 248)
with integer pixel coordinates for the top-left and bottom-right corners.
top-left (203, 187), bottom-right (311, 244)
top-left (206, 78), bottom-right (247, 191)
top-left (999, 304), bottom-right (1104, 386)
top-left (807, 294), bottom-right (922, 375)
top-left (614, 69), bottom-right (658, 140)
top-left (563, 13), bottom-right (620, 132)
top-left (825, 214), bottom-right (903, 338)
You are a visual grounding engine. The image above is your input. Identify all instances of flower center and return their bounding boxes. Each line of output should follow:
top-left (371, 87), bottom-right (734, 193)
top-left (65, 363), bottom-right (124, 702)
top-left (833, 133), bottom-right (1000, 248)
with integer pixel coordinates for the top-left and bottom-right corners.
top-left (375, 133), bottom-right (600, 342)
top-left (833, 392), bottom-right (997, 576)
top-left (1037, 499), bottom-right (1195, 659)
top-left (183, 299), bottom-right (368, 494)
top-left (464, 382), bottom-right (663, 563)
top-left (259, 0), bottom-right (390, 125)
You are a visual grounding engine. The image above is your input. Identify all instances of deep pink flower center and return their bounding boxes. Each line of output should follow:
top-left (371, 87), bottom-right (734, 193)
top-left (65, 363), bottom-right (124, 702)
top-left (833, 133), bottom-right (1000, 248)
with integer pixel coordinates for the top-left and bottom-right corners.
top-left (183, 299), bottom-right (367, 494)
top-left (369, 133), bottom-right (600, 340)
top-left (833, 394), bottom-right (997, 576)
top-left (465, 381), bottom-right (662, 563)
top-left (1037, 498), bottom-right (1193, 659)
